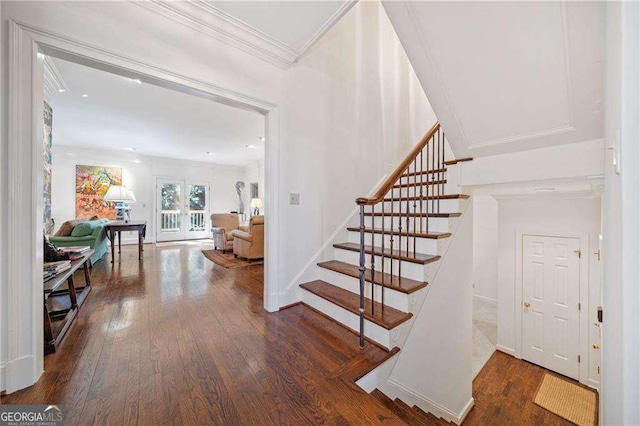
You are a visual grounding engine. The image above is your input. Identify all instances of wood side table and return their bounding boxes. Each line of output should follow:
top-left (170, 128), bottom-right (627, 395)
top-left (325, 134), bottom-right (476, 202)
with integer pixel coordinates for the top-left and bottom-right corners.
top-left (43, 249), bottom-right (94, 354)
top-left (105, 220), bottom-right (147, 263)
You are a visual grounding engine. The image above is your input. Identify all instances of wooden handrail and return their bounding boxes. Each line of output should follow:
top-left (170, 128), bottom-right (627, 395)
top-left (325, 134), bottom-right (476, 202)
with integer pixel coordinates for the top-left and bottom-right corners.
top-left (355, 122), bottom-right (440, 206)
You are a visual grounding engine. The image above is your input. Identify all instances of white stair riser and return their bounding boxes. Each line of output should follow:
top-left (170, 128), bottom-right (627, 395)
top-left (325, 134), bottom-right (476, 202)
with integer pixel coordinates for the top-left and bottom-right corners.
top-left (334, 248), bottom-right (427, 282)
top-left (301, 290), bottom-right (394, 349)
top-left (379, 199), bottom-right (461, 213)
top-left (347, 231), bottom-right (439, 255)
top-left (369, 216), bottom-right (451, 233)
top-left (393, 186), bottom-right (449, 198)
top-left (317, 267), bottom-right (410, 312)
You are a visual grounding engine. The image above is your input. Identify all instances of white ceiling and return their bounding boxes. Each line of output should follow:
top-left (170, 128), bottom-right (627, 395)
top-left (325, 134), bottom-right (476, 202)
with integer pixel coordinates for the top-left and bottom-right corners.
top-left (48, 56), bottom-right (265, 166)
top-left (134, 0), bottom-right (356, 69)
top-left (211, 1), bottom-right (347, 51)
top-left (383, 1), bottom-right (605, 158)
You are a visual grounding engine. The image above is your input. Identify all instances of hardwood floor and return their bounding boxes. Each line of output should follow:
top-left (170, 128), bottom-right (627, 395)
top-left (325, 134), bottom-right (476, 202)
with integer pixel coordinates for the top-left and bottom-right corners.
top-left (1, 244), bottom-right (406, 425)
top-left (464, 351), bottom-right (598, 425)
top-left (2, 244), bottom-right (597, 425)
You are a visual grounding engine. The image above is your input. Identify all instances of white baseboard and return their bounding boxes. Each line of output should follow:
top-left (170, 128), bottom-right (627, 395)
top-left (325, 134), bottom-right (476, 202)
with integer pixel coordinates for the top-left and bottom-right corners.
top-left (0, 362), bottom-right (5, 392)
top-left (384, 378), bottom-right (474, 425)
top-left (496, 344), bottom-right (516, 357)
top-left (356, 352), bottom-right (399, 393)
top-left (588, 379), bottom-right (600, 392)
top-left (5, 355), bottom-right (37, 394)
top-left (473, 294), bottom-right (497, 304)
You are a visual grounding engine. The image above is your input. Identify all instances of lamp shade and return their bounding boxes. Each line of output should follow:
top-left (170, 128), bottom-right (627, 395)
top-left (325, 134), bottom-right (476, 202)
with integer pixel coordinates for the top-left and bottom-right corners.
top-left (250, 198), bottom-right (263, 209)
top-left (104, 185), bottom-right (135, 202)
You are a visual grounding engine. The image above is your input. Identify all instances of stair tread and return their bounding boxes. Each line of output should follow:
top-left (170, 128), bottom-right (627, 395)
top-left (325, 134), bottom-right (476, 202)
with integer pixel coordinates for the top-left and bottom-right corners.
top-left (393, 179), bottom-right (446, 189)
top-left (300, 280), bottom-right (413, 330)
top-left (317, 260), bottom-right (427, 294)
top-left (333, 242), bottom-right (441, 265)
top-left (364, 212), bottom-right (461, 218)
top-left (383, 194), bottom-right (469, 202)
top-left (370, 390), bottom-right (421, 424)
top-left (412, 406), bottom-right (453, 425)
top-left (346, 227), bottom-right (452, 240)
top-left (393, 399), bottom-right (433, 425)
top-left (401, 168), bottom-right (446, 178)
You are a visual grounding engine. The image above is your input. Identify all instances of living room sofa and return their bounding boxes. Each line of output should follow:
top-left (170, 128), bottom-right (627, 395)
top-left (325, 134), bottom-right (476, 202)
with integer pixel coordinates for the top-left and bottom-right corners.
top-left (49, 218), bottom-right (110, 265)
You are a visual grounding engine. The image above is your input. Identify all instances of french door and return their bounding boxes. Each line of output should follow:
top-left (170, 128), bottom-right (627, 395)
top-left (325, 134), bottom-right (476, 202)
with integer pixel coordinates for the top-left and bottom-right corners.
top-left (522, 235), bottom-right (581, 379)
top-left (157, 179), bottom-right (209, 242)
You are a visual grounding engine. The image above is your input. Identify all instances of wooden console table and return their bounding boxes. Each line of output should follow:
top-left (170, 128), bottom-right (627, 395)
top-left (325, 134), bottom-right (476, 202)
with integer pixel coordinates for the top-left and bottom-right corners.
top-left (43, 249), bottom-right (94, 354)
top-left (105, 220), bottom-right (147, 263)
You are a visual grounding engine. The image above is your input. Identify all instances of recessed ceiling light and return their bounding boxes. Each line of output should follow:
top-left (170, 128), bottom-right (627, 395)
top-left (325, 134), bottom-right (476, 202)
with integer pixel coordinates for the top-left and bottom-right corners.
top-left (58, 89), bottom-right (66, 93)
top-left (246, 144), bottom-right (257, 149)
top-left (131, 78), bottom-right (142, 84)
top-left (81, 94), bottom-right (89, 98)
top-left (206, 151), bottom-right (214, 155)
top-left (258, 136), bottom-right (265, 141)
top-left (533, 188), bottom-right (556, 192)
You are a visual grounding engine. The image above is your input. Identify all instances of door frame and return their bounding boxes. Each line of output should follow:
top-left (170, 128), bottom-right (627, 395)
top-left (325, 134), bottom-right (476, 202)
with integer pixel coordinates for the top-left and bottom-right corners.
top-left (3, 20), bottom-right (281, 393)
top-left (515, 230), bottom-right (590, 385)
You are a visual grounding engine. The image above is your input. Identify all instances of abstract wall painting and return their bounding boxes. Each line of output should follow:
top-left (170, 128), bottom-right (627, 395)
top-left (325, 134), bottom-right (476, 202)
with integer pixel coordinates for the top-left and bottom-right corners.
top-left (75, 165), bottom-right (122, 219)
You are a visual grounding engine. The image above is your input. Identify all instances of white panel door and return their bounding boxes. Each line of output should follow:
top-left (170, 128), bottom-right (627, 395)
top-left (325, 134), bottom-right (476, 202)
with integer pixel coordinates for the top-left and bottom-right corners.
top-left (522, 235), bottom-right (580, 379)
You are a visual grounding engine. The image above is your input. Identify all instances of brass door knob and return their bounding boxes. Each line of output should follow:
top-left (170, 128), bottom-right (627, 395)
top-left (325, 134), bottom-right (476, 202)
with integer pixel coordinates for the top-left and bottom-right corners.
top-left (524, 302), bottom-right (531, 308)
top-left (593, 344), bottom-right (600, 349)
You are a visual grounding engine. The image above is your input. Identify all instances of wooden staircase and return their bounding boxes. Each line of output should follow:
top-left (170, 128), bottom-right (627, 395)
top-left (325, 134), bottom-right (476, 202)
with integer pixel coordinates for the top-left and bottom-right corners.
top-left (371, 389), bottom-right (455, 425)
top-left (297, 121), bottom-right (471, 420)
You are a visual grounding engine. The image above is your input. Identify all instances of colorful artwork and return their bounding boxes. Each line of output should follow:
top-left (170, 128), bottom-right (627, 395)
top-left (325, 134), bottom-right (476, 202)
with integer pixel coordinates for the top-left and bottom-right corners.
top-left (43, 101), bottom-right (53, 232)
top-left (75, 165), bottom-right (122, 219)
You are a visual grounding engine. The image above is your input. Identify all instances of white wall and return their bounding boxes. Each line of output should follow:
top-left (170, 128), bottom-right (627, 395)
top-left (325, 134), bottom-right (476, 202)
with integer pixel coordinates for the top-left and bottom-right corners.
top-left (602, 3), bottom-right (640, 424)
top-left (472, 196), bottom-right (499, 301)
top-left (496, 196), bottom-right (601, 387)
top-left (51, 145), bottom-right (243, 243)
top-left (1, 0), bottom-right (438, 391)
top-left (459, 139), bottom-right (604, 187)
top-left (278, 1), bottom-right (437, 293)
top-left (383, 204), bottom-right (474, 423)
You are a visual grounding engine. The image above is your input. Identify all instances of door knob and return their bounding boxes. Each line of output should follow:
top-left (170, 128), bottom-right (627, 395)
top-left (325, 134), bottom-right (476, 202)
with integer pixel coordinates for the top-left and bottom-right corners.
top-left (524, 302), bottom-right (531, 308)
top-left (593, 344), bottom-right (600, 349)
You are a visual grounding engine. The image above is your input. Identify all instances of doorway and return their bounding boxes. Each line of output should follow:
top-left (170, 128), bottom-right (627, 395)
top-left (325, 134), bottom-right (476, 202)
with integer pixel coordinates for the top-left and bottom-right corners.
top-left (157, 179), bottom-right (210, 242)
top-left (3, 21), bottom-right (281, 393)
top-left (521, 234), bottom-right (581, 380)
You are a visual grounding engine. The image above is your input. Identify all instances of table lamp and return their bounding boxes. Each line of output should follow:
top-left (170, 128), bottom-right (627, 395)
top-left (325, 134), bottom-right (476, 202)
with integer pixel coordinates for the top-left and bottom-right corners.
top-left (250, 198), bottom-right (263, 216)
top-left (104, 185), bottom-right (136, 222)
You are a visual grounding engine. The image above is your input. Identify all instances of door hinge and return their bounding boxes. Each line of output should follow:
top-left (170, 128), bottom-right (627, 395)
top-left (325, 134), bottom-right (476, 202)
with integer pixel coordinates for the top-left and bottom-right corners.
top-left (574, 249), bottom-right (582, 259)
top-left (598, 366), bottom-right (600, 374)
top-left (579, 303), bottom-right (581, 311)
top-left (578, 355), bottom-right (581, 363)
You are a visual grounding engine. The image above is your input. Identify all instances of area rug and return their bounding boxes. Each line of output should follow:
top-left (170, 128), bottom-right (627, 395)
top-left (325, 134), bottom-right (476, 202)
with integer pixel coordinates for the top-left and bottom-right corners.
top-left (533, 374), bottom-right (597, 426)
top-left (201, 250), bottom-right (263, 269)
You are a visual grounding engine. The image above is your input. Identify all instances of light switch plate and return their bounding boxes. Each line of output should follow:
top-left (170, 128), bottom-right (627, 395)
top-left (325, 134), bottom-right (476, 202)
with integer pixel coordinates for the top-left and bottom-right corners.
top-left (289, 193), bottom-right (300, 205)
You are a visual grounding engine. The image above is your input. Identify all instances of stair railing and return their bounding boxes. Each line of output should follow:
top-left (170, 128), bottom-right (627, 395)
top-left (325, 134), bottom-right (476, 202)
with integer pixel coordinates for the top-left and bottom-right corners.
top-left (355, 122), bottom-right (445, 348)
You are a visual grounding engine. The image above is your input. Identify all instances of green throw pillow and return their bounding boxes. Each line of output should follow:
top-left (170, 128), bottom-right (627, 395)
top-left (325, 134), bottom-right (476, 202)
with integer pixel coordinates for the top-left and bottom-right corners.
top-left (70, 221), bottom-right (93, 237)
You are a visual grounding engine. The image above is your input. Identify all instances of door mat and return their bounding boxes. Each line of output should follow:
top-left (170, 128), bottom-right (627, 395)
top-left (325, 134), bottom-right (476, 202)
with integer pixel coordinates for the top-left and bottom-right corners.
top-left (534, 373), bottom-right (597, 426)
top-left (201, 250), bottom-right (263, 269)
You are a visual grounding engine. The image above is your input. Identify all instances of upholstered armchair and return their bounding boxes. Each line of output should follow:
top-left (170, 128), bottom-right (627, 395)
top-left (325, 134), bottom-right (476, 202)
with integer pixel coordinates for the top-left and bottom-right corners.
top-left (210, 213), bottom-right (243, 253)
top-left (230, 215), bottom-right (264, 260)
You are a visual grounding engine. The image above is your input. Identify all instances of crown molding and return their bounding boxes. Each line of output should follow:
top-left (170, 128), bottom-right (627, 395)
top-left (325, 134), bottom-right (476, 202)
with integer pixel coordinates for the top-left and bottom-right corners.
top-left (131, 0), bottom-right (357, 69)
top-left (43, 56), bottom-right (68, 102)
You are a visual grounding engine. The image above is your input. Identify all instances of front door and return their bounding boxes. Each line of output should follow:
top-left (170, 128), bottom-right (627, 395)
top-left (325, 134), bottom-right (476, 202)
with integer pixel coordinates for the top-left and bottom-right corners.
top-left (522, 235), bottom-right (581, 379)
top-left (157, 179), bottom-right (209, 242)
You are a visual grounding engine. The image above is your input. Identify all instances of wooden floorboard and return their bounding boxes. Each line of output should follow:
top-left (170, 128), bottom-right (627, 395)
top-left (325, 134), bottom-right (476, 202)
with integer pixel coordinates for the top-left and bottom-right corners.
top-left (464, 351), bottom-right (598, 425)
top-left (2, 244), bottom-right (597, 425)
top-left (1, 244), bottom-right (410, 425)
